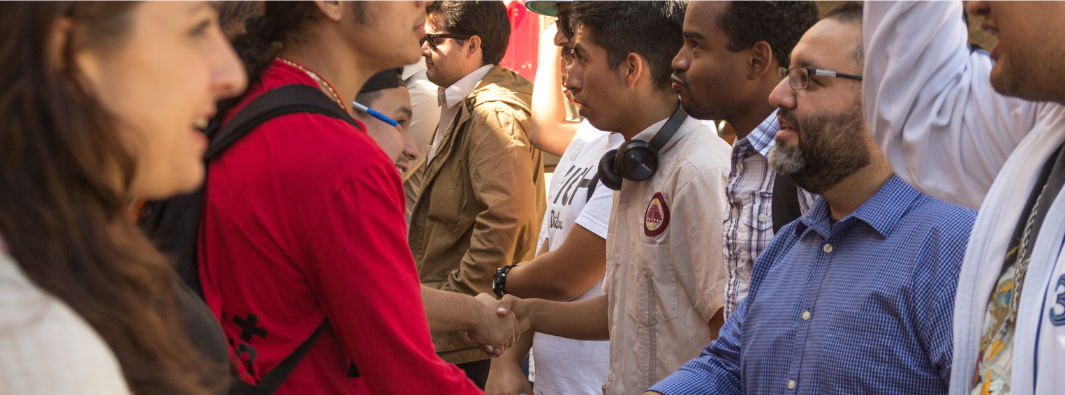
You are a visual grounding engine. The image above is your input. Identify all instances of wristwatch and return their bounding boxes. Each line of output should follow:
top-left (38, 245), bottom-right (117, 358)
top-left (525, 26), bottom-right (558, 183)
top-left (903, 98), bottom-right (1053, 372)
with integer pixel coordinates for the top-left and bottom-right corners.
top-left (492, 264), bottom-right (519, 299)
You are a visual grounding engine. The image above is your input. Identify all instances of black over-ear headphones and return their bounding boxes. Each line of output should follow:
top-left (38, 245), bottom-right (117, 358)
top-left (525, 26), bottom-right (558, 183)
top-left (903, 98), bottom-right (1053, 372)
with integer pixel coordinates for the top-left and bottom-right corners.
top-left (597, 107), bottom-right (688, 190)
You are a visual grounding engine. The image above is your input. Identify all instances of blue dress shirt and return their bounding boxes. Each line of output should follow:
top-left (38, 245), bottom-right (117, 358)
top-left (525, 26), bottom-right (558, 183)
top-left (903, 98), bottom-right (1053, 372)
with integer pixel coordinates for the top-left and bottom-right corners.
top-left (649, 176), bottom-right (976, 394)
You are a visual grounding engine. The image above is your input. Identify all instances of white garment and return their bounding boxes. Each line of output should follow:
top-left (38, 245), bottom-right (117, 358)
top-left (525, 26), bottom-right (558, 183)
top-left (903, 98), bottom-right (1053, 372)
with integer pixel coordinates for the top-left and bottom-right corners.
top-left (0, 249), bottom-right (131, 395)
top-left (426, 64), bottom-right (494, 163)
top-left (402, 60), bottom-right (442, 217)
top-left (531, 122), bottom-right (622, 395)
top-left (863, 3), bottom-right (1065, 395)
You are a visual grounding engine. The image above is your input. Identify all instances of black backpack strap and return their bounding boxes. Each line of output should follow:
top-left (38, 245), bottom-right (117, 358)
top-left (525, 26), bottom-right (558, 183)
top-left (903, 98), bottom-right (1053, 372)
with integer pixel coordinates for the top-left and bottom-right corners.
top-left (206, 84), bottom-right (358, 160)
top-left (252, 321), bottom-right (329, 394)
top-left (771, 173), bottom-right (803, 234)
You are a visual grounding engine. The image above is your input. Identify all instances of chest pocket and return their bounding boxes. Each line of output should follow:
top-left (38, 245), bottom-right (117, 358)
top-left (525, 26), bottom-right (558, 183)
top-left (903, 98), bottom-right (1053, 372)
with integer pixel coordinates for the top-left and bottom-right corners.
top-left (624, 242), bottom-right (678, 326)
top-left (741, 191), bottom-right (774, 231)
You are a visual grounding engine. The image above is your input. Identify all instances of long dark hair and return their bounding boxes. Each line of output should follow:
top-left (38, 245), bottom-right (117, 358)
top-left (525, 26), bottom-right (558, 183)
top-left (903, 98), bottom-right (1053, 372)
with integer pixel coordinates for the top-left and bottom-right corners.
top-left (0, 3), bottom-right (218, 394)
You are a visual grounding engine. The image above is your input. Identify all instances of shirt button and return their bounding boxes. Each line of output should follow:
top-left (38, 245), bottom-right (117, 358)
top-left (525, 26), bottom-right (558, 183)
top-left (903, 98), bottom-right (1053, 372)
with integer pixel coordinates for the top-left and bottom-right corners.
top-left (788, 380), bottom-right (796, 389)
top-left (737, 163), bottom-right (745, 171)
top-left (802, 311), bottom-right (811, 320)
top-left (758, 213), bottom-right (767, 222)
top-left (823, 243), bottom-right (833, 253)
top-left (732, 208), bottom-right (739, 217)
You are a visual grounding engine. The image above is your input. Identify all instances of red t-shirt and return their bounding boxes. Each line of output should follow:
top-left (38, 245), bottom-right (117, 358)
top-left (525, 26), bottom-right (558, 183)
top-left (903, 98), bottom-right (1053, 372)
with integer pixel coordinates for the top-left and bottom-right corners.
top-left (199, 59), bottom-right (482, 395)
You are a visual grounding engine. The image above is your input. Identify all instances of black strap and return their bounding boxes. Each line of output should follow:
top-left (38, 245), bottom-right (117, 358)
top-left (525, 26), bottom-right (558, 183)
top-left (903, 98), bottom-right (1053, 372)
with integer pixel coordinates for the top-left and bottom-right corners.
top-left (252, 321), bottom-right (329, 394)
top-left (772, 173), bottom-right (803, 234)
top-left (647, 106), bottom-right (688, 151)
top-left (206, 84), bottom-right (358, 160)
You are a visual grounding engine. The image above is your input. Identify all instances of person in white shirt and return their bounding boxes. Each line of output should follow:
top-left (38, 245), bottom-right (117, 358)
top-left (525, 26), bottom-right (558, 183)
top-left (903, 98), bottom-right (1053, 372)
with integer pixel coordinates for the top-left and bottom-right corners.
top-left (484, 2), bottom-right (620, 394)
top-left (502, 2), bottom-right (733, 393)
top-left (862, 2), bottom-right (1065, 394)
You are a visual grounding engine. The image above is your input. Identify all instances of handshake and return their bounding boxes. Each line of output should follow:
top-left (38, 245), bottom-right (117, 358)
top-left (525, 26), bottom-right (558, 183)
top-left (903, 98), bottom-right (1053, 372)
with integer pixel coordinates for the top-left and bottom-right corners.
top-left (464, 294), bottom-right (531, 357)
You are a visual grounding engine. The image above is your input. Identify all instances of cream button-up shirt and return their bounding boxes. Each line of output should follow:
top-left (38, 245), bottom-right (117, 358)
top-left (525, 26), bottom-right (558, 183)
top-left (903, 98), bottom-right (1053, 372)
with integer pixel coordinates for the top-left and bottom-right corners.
top-left (602, 116), bottom-right (731, 394)
top-left (426, 64), bottom-right (494, 164)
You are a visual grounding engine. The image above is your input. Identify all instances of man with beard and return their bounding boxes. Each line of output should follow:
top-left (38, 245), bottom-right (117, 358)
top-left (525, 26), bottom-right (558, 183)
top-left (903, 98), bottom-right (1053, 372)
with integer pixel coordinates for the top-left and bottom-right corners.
top-left (644, 3), bottom-right (977, 394)
top-left (670, 1), bottom-right (819, 319)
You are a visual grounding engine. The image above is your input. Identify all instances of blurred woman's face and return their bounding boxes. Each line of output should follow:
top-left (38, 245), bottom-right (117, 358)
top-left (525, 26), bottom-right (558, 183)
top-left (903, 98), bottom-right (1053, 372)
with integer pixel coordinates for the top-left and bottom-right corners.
top-left (74, 2), bottom-right (246, 200)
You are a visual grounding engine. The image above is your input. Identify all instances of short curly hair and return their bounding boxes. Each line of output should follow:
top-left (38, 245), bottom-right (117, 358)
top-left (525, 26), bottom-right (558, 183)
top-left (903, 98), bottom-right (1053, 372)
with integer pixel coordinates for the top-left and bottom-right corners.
top-left (718, 1), bottom-right (819, 68)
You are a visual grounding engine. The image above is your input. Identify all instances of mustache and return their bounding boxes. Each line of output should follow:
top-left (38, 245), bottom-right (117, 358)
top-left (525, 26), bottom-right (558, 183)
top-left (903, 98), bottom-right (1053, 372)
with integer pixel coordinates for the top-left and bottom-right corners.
top-left (671, 72), bottom-right (688, 86)
top-left (779, 110), bottom-right (800, 131)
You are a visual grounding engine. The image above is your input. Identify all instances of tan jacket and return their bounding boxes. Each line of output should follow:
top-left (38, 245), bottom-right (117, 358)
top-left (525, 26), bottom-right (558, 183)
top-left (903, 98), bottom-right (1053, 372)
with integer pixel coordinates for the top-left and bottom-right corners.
top-left (408, 65), bottom-right (546, 364)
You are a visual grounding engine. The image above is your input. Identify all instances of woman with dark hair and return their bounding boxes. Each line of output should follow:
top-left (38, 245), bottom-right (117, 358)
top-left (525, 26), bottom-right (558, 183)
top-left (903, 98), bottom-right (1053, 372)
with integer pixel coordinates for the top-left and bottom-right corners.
top-left (0, 2), bottom-right (245, 394)
top-left (197, 1), bottom-right (486, 393)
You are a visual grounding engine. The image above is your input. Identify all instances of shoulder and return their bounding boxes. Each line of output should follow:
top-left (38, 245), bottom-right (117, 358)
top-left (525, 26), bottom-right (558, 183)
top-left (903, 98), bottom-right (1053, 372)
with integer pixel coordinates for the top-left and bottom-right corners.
top-left (669, 127), bottom-right (732, 192)
top-left (906, 194), bottom-right (977, 240)
top-left (0, 262), bottom-right (130, 394)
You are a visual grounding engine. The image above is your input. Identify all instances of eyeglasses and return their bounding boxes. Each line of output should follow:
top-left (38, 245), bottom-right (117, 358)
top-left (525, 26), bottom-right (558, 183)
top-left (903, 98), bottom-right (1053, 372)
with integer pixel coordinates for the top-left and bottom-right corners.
top-left (421, 33), bottom-right (473, 51)
top-left (778, 67), bottom-right (862, 90)
top-left (555, 12), bottom-right (573, 39)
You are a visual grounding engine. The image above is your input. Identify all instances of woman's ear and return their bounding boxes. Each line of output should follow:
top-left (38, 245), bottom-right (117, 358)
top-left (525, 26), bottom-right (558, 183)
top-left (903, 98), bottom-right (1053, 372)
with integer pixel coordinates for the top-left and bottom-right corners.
top-left (313, 1), bottom-right (344, 22)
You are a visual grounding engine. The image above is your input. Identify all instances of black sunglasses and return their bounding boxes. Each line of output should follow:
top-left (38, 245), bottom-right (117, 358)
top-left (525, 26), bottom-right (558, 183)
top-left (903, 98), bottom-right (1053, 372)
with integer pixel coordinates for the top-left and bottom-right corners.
top-left (555, 12), bottom-right (573, 38)
top-left (421, 33), bottom-right (473, 51)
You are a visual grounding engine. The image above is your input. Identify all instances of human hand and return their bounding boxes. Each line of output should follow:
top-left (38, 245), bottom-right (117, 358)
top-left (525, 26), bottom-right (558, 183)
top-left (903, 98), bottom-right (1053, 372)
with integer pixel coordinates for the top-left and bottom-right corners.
top-left (465, 293), bottom-right (521, 356)
top-left (485, 360), bottom-right (533, 395)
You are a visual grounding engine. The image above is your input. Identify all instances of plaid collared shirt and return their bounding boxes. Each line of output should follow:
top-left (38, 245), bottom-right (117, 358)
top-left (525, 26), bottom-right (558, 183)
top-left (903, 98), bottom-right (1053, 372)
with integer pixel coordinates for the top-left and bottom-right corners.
top-left (722, 111), bottom-right (816, 318)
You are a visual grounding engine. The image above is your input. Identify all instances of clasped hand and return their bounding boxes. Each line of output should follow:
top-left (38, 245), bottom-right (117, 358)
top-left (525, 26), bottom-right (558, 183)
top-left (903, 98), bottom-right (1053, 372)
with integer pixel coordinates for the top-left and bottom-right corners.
top-left (464, 293), bottom-right (531, 357)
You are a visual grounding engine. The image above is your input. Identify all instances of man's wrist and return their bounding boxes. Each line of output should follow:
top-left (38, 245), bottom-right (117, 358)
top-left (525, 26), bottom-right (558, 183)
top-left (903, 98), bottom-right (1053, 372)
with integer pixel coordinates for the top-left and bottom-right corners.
top-left (492, 264), bottom-right (519, 299)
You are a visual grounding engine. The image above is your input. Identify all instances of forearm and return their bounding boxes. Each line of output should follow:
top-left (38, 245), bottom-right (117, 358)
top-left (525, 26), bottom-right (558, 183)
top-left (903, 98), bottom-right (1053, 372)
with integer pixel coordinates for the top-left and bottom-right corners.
top-left (421, 286), bottom-right (479, 332)
top-left (505, 225), bottom-right (606, 301)
top-left (529, 30), bottom-right (578, 156)
top-left (494, 328), bottom-right (533, 366)
top-left (527, 294), bottom-right (609, 341)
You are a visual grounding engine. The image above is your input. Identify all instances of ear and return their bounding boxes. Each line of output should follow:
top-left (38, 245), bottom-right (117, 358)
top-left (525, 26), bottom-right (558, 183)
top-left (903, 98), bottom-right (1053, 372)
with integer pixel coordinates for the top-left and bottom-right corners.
top-left (748, 41), bottom-right (775, 80)
top-left (621, 52), bottom-right (645, 89)
top-left (466, 35), bottom-right (483, 58)
top-left (314, 1), bottom-right (344, 22)
top-left (47, 16), bottom-right (74, 71)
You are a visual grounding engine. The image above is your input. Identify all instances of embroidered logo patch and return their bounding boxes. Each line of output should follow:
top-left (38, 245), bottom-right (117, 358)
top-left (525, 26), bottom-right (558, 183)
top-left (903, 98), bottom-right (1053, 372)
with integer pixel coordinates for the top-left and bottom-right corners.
top-left (644, 192), bottom-right (670, 237)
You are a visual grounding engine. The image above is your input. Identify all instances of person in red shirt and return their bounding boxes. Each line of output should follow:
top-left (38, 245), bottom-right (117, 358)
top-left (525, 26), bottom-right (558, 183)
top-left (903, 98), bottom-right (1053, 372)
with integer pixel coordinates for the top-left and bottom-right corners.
top-left (198, 3), bottom-right (490, 393)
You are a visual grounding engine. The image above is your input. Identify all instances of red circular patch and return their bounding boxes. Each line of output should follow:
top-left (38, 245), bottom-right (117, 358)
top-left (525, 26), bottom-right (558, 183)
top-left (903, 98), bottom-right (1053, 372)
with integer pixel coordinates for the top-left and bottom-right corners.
top-left (644, 192), bottom-right (670, 237)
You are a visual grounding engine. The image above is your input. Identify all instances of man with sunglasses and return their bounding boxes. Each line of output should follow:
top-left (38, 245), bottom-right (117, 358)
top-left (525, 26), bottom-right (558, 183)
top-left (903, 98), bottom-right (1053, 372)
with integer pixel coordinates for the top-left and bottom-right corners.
top-left (645, 4), bottom-right (976, 393)
top-left (409, 1), bottom-right (545, 388)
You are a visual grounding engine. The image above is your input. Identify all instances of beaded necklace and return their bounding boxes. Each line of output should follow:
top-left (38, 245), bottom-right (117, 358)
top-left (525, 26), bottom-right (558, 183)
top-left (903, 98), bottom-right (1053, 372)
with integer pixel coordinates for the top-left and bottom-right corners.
top-left (277, 57), bottom-right (347, 112)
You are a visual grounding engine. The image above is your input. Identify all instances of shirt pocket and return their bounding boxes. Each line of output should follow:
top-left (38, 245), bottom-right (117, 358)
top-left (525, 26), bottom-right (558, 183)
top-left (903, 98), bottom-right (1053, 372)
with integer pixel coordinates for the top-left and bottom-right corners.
top-left (624, 242), bottom-right (678, 327)
top-left (741, 191), bottom-right (774, 231)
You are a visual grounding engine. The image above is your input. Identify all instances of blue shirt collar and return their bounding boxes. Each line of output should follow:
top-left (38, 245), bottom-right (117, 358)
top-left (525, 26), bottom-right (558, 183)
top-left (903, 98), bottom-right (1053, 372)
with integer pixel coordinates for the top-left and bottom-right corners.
top-left (743, 109), bottom-right (780, 159)
top-left (795, 175), bottom-right (923, 239)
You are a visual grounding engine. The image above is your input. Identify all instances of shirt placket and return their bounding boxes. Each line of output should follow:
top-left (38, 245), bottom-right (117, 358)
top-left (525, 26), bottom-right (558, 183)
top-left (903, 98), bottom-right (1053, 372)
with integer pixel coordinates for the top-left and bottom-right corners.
top-left (784, 229), bottom-right (835, 393)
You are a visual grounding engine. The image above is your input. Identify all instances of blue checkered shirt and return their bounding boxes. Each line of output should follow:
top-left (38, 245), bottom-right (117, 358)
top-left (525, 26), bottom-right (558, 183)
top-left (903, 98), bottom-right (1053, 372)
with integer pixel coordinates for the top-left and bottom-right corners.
top-left (649, 176), bottom-right (976, 394)
top-left (723, 111), bottom-right (816, 318)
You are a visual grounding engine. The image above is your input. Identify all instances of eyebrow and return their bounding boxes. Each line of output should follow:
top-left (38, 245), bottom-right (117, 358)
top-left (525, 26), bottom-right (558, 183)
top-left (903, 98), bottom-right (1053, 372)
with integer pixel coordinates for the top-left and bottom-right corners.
top-left (573, 43), bottom-right (589, 58)
top-left (396, 107), bottom-right (413, 119)
top-left (793, 58), bottom-right (821, 69)
top-left (682, 31), bottom-right (705, 40)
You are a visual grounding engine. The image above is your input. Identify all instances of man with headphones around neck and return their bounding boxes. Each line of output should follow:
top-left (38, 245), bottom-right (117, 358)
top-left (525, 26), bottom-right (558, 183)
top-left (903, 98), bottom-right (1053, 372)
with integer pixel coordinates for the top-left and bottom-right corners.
top-left (503, 2), bottom-right (733, 394)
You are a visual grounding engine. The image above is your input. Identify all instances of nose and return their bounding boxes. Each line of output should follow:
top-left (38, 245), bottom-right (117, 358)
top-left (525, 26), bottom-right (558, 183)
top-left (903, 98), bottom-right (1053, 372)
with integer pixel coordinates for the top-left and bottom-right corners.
top-left (768, 77), bottom-right (795, 111)
top-left (564, 64), bottom-right (581, 94)
top-left (672, 45), bottom-right (690, 73)
top-left (421, 40), bottom-right (432, 57)
top-left (403, 129), bottom-right (420, 162)
top-left (211, 31), bottom-right (248, 99)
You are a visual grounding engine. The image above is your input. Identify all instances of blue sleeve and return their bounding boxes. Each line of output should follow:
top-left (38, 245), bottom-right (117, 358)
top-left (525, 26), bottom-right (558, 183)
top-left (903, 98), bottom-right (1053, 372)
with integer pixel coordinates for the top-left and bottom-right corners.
top-left (646, 295), bottom-right (747, 395)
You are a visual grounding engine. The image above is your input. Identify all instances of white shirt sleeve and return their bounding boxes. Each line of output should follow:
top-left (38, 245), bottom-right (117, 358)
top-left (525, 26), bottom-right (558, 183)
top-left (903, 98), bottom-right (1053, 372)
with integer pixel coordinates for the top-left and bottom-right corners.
top-left (863, 1), bottom-right (1047, 209)
top-left (574, 177), bottom-right (615, 240)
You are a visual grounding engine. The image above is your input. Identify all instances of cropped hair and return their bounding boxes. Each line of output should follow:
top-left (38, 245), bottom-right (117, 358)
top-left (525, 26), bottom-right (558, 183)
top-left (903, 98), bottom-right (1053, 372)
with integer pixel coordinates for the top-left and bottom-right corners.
top-left (718, 1), bottom-right (819, 68)
top-left (571, 1), bottom-right (687, 91)
top-left (823, 2), bottom-right (864, 66)
top-left (426, 1), bottom-right (511, 65)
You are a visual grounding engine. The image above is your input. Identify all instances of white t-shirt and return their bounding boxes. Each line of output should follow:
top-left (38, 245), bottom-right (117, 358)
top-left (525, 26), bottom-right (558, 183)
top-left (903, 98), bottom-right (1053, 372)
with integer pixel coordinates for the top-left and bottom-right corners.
top-left (531, 122), bottom-right (622, 395)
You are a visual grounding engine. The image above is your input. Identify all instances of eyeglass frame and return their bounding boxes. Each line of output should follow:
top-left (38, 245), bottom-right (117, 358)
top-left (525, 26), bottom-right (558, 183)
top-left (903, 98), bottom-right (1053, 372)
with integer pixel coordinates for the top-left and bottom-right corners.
top-left (421, 33), bottom-right (473, 51)
top-left (778, 66), bottom-right (862, 90)
top-left (555, 12), bottom-right (573, 39)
